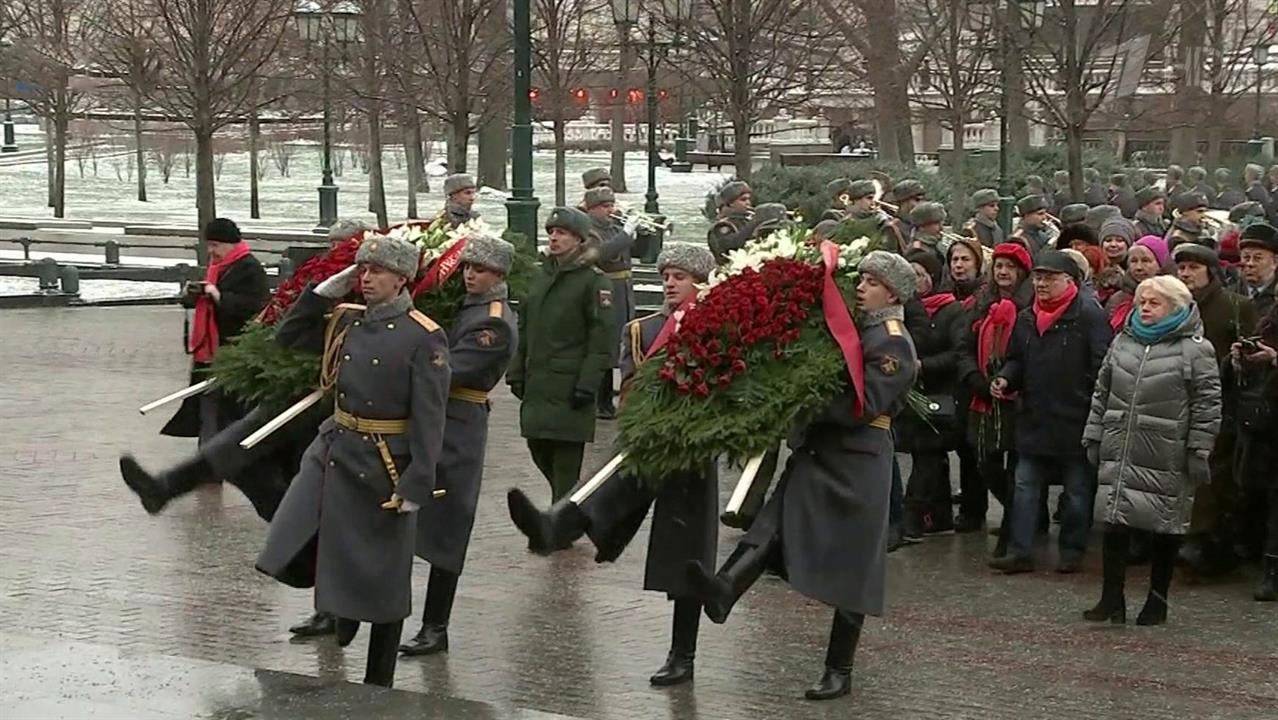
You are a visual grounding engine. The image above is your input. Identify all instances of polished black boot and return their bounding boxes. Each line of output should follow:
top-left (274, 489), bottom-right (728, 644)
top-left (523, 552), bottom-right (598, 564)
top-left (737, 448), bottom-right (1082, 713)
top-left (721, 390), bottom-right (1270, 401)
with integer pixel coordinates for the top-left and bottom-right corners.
top-left (685, 542), bottom-right (769, 625)
top-left (364, 621), bottom-right (403, 687)
top-left (1137, 534), bottom-right (1180, 625)
top-left (805, 610), bottom-right (862, 701)
top-left (1254, 555), bottom-right (1277, 602)
top-left (1083, 527), bottom-right (1128, 624)
top-left (289, 611), bottom-right (336, 638)
top-left (650, 599), bottom-right (700, 686)
top-left (120, 454), bottom-right (213, 515)
top-left (335, 618), bottom-right (360, 647)
top-left (507, 489), bottom-right (589, 555)
top-left (400, 568), bottom-right (458, 656)
top-left (596, 373), bottom-right (616, 420)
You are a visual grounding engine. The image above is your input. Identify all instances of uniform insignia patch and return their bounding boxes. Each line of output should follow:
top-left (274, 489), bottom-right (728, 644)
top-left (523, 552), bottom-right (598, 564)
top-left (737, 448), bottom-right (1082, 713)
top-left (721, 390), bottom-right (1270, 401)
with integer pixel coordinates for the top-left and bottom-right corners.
top-left (432, 350), bottom-right (447, 368)
top-left (599, 289), bottom-right (613, 308)
top-left (880, 355), bottom-right (900, 376)
top-left (477, 329), bottom-right (495, 347)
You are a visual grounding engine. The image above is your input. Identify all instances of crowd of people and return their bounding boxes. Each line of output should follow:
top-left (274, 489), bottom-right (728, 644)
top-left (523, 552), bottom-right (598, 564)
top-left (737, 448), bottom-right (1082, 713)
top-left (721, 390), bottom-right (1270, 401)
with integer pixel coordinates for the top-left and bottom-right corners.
top-left (115, 163), bottom-right (1276, 701)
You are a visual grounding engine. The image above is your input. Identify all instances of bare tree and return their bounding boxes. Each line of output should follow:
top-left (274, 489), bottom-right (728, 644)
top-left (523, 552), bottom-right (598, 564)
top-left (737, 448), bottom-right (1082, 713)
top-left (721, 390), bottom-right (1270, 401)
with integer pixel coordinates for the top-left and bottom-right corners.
top-left (608, 23), bottom-right (634, 192)
top-left (96, 0), bottom-right (159, 202)
top-left (269, 137), bottom-right (295, 177)
top-left (150, 134), bottom-right (179, 183)
top-left (532, 0), bottom-right (598, 206)
top-left (681, 0), bottom-right (842, 179)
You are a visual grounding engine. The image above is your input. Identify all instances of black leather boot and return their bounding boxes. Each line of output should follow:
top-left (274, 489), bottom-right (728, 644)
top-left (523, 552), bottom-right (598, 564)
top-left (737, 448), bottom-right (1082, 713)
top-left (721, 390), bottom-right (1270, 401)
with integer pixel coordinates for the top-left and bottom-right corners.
top-left (650, 599), bottom-right (699, 686)
top-left (507, 489), bottom-right (588, 555)
top-left (1137, 534), bottom-right (1179, 625)
top-left (289, 612), bottom-right (336, 638)
top-left (1254, 555), bottom-right (1277, 602)
top-left (805, 610), bottom-right (862, 701)
top-left (400, 568), bottom-right (458, 656)
top-left (364, 621), bottom-right (402, 687)
top-left (120, 454), bottom-right (213, 515)
top-left (335, 618), bottom-right (360, 648)
top-left (1084, 527), bottom-right (1128, 624)
top-left (596, 373), bottom-right (616, 420)
top-left (685, 542), bottom-right (769, 625)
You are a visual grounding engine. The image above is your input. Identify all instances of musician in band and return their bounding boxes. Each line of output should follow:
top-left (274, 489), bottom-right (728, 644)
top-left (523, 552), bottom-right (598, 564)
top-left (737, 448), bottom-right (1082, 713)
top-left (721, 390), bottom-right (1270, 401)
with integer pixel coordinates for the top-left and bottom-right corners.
top-left (1011, 195), bottom-right (1055, 256)
top-left (1168, 192), bottom-right (1214, 249)
top-left (584, 186), bottom-right (638, 420)
top-left (441, 174), bottom-right (481, 228)
top-left (507, 243), bottom-right (720, 688)
top-left (707, 181), bottom-right (754, 263)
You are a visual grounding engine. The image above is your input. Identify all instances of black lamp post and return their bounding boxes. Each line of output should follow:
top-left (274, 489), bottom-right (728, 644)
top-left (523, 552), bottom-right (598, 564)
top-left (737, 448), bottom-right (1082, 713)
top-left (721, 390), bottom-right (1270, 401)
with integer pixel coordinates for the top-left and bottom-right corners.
top-left (295, 1), bottom-right (361, 230)
top-left (1254, 44), bottom-right (1270, 140)
top-left (2, 97), bottom-right (16, 154)
top-left (506, 0), bottom-right (540, 246)
top-left (997, 0), bottom-right (1044, 235)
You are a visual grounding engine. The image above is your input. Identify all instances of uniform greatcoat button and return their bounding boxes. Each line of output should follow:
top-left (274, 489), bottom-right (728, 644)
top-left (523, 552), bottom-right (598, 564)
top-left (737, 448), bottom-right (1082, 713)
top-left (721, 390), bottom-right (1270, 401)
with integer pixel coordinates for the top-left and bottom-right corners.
top-left (343, 354), bottom-right (351, 361)
top-left (387, 322), bottom-right (395, 329)
top-left (354, 320), bottom-right (361, 327)
top-left (371, 358), bottom-right (380, 365)
top-left (328, 460), bottom-right (335, 467)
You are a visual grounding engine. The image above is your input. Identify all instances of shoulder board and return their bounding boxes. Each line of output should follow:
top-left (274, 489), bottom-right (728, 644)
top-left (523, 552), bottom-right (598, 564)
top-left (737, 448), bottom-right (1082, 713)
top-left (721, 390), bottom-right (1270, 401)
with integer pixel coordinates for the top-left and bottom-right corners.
top-left (408, 309), bottom-right (441, 333)
top-left (334, 302), bottom-right (367, 313)
top-left (488, 300), bottom-right (504, 319)
top-left (885, 319), bottom-right (904, 337)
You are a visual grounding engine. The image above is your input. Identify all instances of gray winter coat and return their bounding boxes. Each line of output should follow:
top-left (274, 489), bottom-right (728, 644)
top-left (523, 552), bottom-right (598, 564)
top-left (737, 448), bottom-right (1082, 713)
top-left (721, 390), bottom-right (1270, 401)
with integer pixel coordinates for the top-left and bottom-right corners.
top-left (1083, 305), bottom-right (1222, 534)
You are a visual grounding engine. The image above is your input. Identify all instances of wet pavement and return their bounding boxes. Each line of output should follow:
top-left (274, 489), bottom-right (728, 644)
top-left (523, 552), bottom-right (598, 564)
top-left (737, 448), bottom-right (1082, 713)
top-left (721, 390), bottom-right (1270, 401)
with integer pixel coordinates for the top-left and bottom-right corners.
top-left (1, 306), bottom-right (1275, 720)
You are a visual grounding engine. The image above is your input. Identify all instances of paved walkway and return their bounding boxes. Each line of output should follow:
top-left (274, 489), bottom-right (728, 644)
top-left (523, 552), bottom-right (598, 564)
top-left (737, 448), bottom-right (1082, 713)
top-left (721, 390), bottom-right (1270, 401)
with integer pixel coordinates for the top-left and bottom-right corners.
top-left (1, 306), bottom-right (1274, 719)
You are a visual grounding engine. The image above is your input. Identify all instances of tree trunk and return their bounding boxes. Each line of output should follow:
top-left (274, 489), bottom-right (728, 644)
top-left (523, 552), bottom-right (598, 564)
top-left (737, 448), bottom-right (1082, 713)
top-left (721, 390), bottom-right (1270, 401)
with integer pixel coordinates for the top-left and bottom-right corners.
top-left (951, 112), bottom-right (966, 218)
top-left (477, 106), bottom-right (508, 190)
top-left (610, 41), bottom-right (633, 193)
top-left (53, 98), bottom-right (68, 219)
top-left (893, 82), bottom-right (916, 165)
top-left (1168, 1), bottom-right (1206, 165)
top-left (133, 87), bottom-right (147, 202)
top-left (249, 104), bottom-right (261, 219)
top-left (554, 113), bottom-right (566, 206)
top-left (194, 126), bottom-right (217, 265)
top-left (1203, 103), bottom-right (1226, 167)
top-left (449, 110), bottom-right (469, 173)
top-left (368, 106), bottom-right (388, 228)
top-left (403, 109), bottom-right (422, 218)
top-left (733, 115), bottom-right (752, 182)
top-left (45, 121), bottom-right (55, 208)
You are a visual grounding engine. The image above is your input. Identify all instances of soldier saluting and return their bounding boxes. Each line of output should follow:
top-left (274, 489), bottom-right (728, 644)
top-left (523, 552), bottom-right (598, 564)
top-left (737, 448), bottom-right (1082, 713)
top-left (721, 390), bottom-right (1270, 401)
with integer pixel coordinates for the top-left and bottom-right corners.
top-left (400, 235), bottom-right (519, 658)
top-left (707, 180), bottom-right (754, 263)
top-left (255, 234), bottom-right (451, 688)
top-left (440, 173), bottom-right (481, 228)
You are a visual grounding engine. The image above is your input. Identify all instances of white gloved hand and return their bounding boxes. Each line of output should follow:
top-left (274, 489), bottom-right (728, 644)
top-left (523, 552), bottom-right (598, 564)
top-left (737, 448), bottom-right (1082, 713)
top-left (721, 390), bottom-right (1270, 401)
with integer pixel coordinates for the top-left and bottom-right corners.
top-left (398, 498), bottom-right (420, 514)
top-left (314, 264), bottom-right (359, 299)
top-left (622, 217), bottom-right (639, 237)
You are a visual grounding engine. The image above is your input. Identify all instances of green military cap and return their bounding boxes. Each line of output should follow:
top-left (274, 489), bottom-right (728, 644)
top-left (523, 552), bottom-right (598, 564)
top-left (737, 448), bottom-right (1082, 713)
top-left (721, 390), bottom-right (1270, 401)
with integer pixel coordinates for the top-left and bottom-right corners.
top-left (1172, 191), bottom-right (1209, 213)
top-left (1135, 186), bottom-right (1165, 208)
top-left (1109, 172), bottom-right (1127, 187)
top-left (891, 179), bottom-right (925, 203)
top-left (1017, 194), bottom-right (1049, 215)
top-left (847, 179), bottom-right (877, 200)
top-left (1086, 204), bottom-right (1122, 231)
top-left (718, 180), bottom-right (751, 206)
top-left (812, 219), bottom-right (841, 238)
top-left (1141, 169), bottom-right (1158, 188)
top-left (582, 167), bottom-right (612, 189)
top-left (1060, 203), bottom-right (1089, 224)
top-left (910, 201), bottom-right (946, 226)
top-left (545, 206), bottom-right (592, 240)
top-left (827, 178), bottom-right (852, 197)
top-left (444, 173), bottom-right (476, 196)
top-left (583, 187), bottom-right (616, 209)
top-left (971, 188), bottom-right (999, 207)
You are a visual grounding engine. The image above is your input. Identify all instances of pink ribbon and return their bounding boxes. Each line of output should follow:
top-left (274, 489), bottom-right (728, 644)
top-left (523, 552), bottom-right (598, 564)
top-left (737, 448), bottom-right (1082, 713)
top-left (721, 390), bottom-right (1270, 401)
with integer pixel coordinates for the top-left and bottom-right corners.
top-left (820, 240), bottom-right (865, 416)
top-left (412, 237), bottom-right (468, 297)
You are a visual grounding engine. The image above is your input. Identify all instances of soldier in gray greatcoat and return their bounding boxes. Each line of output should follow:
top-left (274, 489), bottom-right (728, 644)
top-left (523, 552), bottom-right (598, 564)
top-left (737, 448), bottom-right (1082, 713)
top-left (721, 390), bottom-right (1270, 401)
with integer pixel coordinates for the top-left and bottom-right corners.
top-left (441, 173), bottom-right (480, 228)
top-left (507, 243), bottom-right (719, 688)
top-left (686, 250), bottom-right (919, 702)
top-left (400, 235), bottom-right (518, 657)
top-left (256, 234), bottom-right (451, 688)
top-left (966, 188), bottom-right (1004, 248)
top-left (707, 180), bottom-right (754, 263)
top-left (584, 186), bottom-right (637, 419)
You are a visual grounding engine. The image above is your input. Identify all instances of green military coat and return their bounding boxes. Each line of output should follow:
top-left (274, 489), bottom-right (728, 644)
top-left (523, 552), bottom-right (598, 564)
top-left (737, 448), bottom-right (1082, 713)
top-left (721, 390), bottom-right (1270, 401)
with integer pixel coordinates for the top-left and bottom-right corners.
top-left (507, 245), bottom-right (613, 443)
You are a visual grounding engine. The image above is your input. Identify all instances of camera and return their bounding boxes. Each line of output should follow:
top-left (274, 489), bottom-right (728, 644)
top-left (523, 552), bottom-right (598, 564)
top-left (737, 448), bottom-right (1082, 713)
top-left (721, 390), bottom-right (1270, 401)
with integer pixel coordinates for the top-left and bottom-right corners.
top-left (1239, 336), bottom-right (1261, 354)
top-left (184, 280), bottom-right (207, 296)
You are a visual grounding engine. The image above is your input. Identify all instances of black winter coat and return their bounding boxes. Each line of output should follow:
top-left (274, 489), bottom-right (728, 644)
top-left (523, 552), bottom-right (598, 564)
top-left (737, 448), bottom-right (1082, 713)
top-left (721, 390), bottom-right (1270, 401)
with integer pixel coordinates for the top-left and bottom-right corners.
top-left (997, 290), bottom-right (1113, 457)
top-left (959, 280), bottom-right (1034, 454)
top-left (897, 295), bottom-right (965, 451)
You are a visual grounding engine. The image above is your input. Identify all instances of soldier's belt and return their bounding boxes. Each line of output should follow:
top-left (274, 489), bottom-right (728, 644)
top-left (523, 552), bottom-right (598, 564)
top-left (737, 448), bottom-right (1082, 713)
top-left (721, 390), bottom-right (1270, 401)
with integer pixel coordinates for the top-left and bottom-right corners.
top-left (869, 415), bottom-right (892, 430)
top-left (449, 388), bottom-right (489, 404)
top-left (333, 406), bottom-right (408, 434)
top-left (605, 270), bottom-right (632, 280)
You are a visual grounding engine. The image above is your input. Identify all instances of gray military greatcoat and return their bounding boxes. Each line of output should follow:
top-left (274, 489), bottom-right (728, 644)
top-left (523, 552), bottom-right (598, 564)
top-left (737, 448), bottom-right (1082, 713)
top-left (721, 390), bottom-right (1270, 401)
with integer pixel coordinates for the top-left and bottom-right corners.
top-left (742, 308), bottom-right (917, 615)
top-left (593, 216), bottom-right (635, 367)
top-left (414, 286), bottom-right (517, 574)
top-left (256, 288), bottom-right (451, 624)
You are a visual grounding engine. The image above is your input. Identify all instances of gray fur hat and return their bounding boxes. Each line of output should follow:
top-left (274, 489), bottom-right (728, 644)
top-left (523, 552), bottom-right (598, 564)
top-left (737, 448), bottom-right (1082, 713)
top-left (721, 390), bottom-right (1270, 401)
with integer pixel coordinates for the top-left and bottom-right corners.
top-left (1173, 242), bottom-right (1220, 269)
top-left (971, 188), bottom-right (999, 207)
top-left (910, 201), bottom-right (947, 227)
top-left (750, 203), bottom-right (791, 238)
top-left (444, 173), bottom-right (476, 196)
top-left (582, 167), bottom-right (612, 189)
top-left (657, 243), bottom-right (716, 281)
top-left (328, 218), bottom-right (372, 243)
top-left (1244, 163), bottom-right (1264, 181)
top-left (1086, 204), bottom-right (1123, 231)
top-left (1017, 194), bottom-right (1049, 215)
top-left (1172, 191), bottom-right (1209, 212)
top-left (545, 206), bottom-right (592, 240)
top-left (1187, 166), bottom-right (1208, 183)
top-left (847, 179), bottom-right (877, 200)
top-left (1135, 186), bottom-right (1165, 208)
top-left (859, 250), bottom-right (917, 300)
top-left (718, 180), bottom-right (752, 206)
top-left (583, 186), bottom-right (616, 209)
top-left (827, 177), bottom-right (852, 197)
top-left (356, 233), bottom-right (421, 278)
top-left (1109, 172), bottom-right (1128, 187)
top-left (459, 233), bottom-right (514, 275)
top-left (1053, 170), bottom-right (1070, 185)
top-left (1166, 164), bottom-right (1184, 181)
top-left (1060, 203), bottom-right (1089, 224)
top-left (891, 179), bottom-right (925, 203)
top-left (1084, 167), bottom-right (1100, 182)
top-left (812, 219), bottom-right (841, 238)
top-left (1214, 167), bottom-right (1233, 184)
top-left (1025, 174), bottom-right (1045, 190)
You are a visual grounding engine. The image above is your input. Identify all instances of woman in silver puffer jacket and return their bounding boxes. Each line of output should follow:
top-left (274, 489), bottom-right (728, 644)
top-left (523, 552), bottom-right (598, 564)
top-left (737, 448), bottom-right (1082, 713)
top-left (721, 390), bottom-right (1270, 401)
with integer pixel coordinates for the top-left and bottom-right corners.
top-left (1082, 275), bottom-right (1222, 626)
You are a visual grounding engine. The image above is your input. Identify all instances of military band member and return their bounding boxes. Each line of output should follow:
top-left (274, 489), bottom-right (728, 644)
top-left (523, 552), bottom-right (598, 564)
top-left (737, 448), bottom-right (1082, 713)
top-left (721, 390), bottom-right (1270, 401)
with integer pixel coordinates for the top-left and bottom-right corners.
top-left (1168, 191), bottom-right (1213, 249)
top-left (823, 177), bottom-right (853, 221)
top-left (507, 243), bottom-right (719, 687)
top-left (400, 235), bottom-right (518, 657)
top-left (889, 179), bottom-right (926, 249)
top-left (1050, 171), bottom-right (1073, 217)
top-left (707, 180), bottom-right (754, 263)
top-left (1083, 168), bottom-right (1107, 207)
top-left (909, 201), bottom-right (949, 264)
top-left (1215, 168), bottom-right (1247, 211)
top-left (1165, 164), bottom-right (1188, 206)
top-left (840, 179), bottom-right (908, 254)
top-left (507, 207), bottom-right (613, 503)
top-left (1011, 195), bottom-right (1055, 256)
top-left (1108, 173), bottom-right (1138, 219)
top-left (749, 202), bottom-right (792, 239)
top-left (441, 173), bottom-right (480, 228)
top-left (1187, 166), bottom-right (1218, 210)
top-left (686, 250), bottom-right (918, 701)
top-left (966, 188), bottom-right (1004, 248)
top-left (256, 233), bottom-right (451, 689)
top-left (582, 167), bottom-right (612, 190)
top-left (810, 219), bottom-right (842, 245)
top-left (584, 186), bottom-right (638, 419)
top-left (1059, 203), bottom-right (1089, 229)
top-left (1133, 186), bottom-right (1169, 239)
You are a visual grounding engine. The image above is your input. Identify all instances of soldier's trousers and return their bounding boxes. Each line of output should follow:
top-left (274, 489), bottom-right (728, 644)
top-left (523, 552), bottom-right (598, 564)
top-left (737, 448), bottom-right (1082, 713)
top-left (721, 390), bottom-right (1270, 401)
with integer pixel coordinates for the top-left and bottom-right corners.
top-left (527, 439), bottom-right (584, 502)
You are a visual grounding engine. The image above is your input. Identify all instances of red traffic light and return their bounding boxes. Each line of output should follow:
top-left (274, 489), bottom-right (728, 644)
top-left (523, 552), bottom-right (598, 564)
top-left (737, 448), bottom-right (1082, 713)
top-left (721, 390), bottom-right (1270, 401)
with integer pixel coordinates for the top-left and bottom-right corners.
top-left (608, 88), bottom-right (619, 99)
top-left (529, 87), bottom-right (541, 100)
top-left (658, 88), bottom-right (669, 100)
top-left (573, 87), bottom-right (588, 101)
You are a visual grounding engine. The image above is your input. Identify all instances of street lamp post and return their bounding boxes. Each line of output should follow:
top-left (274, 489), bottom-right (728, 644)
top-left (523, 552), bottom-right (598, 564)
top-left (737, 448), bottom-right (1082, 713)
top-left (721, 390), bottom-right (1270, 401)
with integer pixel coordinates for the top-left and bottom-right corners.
top-left (295, 2), bottom-right (361, 230)
top-left (2, 97), bottom-right (16, 153)
top-left (506, 0), bottom-right (540, 247)
top-left (1254, 44), bottom-right (1270, 140)
top-left (997, 0), bottom-right (1045, 235)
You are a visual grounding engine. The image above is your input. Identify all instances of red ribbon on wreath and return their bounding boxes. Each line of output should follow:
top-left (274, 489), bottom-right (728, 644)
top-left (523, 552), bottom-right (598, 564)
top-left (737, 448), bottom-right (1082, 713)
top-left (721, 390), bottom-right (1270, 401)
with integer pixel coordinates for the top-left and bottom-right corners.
top-left (820, 240), bottom-right (865, 416)
top-left (411, 237), bottom-right (469, 297)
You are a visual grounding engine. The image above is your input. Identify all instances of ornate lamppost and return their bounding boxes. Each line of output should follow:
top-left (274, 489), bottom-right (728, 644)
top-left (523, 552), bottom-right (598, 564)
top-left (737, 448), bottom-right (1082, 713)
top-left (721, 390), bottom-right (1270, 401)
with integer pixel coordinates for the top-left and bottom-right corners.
top-left (295, 1), bottom-right (361, 229)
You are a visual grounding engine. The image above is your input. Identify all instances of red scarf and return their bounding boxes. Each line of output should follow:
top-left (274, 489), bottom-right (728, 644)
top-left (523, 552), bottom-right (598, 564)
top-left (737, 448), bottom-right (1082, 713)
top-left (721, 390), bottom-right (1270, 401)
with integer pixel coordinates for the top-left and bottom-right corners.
top-left (1109, 296), bottom-right (1133, 333)
top-left (921, 292), bottom-right (957, 317)
top-left (1032, 283), bottom-right (1078, 336)
top-left (970, 297), bottom-right (1019, 413)
top-left (189, 242), bottom-right (251, 363)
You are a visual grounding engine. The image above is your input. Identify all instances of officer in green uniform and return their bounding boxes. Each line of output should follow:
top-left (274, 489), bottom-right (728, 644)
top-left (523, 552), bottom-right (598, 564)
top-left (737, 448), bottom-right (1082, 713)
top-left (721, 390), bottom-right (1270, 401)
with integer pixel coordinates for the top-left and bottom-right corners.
top-left (584, 186), bottom-right (638, 419)
top-left (707, 180), bottom-right (754, 263)
top-left (582, 167), bottom-right (612, 190)
top-left (966, 188), bottom-right (1004, 248)
top-left (1169, 192), bottom-right (1213, 249)
top-left (1012, 194), bottom-right (1055, 256)
top-left (507, 207), bottom-right (613, 502)
top-left (441, 173), bottom-right (480, 228)
top-left (833, 179), bottom-right (907, 254)
top-left (889, 179), bottom-right (926, 249)
top-left (1133, 186), bottom-right (1169, 238)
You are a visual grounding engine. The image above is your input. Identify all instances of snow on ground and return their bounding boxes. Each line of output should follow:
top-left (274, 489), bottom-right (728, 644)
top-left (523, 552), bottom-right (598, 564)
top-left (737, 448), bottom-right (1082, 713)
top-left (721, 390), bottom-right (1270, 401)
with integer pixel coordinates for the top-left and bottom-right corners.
top-left (0, 275), bottom-right (180, 301)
